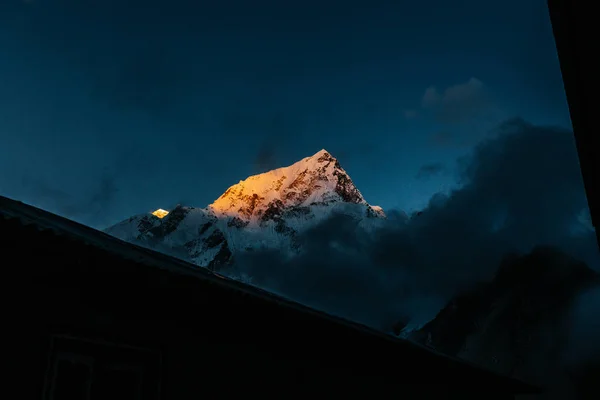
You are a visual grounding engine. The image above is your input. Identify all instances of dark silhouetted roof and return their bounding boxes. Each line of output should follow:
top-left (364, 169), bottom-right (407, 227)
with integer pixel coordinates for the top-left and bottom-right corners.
top-left (0, 194), bottom-right (541, 395)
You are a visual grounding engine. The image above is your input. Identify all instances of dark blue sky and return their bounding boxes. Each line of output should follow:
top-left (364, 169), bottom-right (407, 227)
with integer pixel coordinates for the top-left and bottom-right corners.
top-left (0, 0), bottom-right (572, 228)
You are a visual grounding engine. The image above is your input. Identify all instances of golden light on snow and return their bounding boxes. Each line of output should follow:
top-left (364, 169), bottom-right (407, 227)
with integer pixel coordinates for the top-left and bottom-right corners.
top-left (209, 173), bottom-right (287, 215)
top-left (209, 149), bottom-right (334, 216)
top-left (152, 209), bottom-right (169, 218)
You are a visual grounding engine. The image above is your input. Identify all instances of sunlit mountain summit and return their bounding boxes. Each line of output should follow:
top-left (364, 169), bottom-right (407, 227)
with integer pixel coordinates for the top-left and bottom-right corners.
top-left (105, 149), bottom-right (385, 269)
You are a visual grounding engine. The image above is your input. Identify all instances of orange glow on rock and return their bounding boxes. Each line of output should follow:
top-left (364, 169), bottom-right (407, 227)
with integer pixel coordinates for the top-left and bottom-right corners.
top-left (151, 209), bottom-right (169, 218)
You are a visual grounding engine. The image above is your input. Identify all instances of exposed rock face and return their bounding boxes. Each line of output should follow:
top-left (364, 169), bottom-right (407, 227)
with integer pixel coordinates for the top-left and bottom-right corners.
top-left (105, 149), bottom-right (385, 269)
top-left (209, 149), bottom-right (370, 220)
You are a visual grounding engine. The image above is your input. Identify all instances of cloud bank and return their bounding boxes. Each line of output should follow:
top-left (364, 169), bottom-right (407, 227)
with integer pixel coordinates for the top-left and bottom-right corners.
top-left (229, 118), bottom-right (599, 332)
top-left (422, 77), bottom-right (493, 124)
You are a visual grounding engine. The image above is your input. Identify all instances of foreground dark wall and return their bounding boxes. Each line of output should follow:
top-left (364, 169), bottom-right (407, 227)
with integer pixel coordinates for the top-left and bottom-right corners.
top-left (4, 218), bottom-right (516, 399)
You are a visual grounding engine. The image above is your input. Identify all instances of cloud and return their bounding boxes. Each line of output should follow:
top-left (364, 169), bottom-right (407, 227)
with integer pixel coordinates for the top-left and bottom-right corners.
top-left (88, 169), bottom-right (119, 215)
top-left (245, 112), bottom-right (301, 174)
top-left (421, 87), bottom-right (441, 109)
top-left (225, 118), bottom-right (598, 333)
top-left (429, 131), bottom-right (456, 147)
top-left (416, 162), bottom-right (445, 179)
top-left (230, 214), bottom-right (426, 331)
top-left (254, 140), bottom-right (279, 173)
top-left (14, 141), bottom-right (170, 229)
top-left (403, 109), bottom-right (418, 119)
top-left (20, 167), bottom-right (121, 229)
top-left (219, 107), bottom-right (308, 174)
top-left (333, 142), bottom-right (378, 165)
top-left (418, 78), bottom-right (507, 148)
top-left (421, 78), bottom-right (497, 125)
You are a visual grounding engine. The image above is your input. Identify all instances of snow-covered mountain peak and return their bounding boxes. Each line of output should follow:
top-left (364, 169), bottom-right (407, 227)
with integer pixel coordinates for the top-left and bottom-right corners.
top-left (208, 149), bottom-right (367, 223)
top-left (370, 205), bottom-right (386, 218)
top-left (105, 149), bottom-right (384, 269)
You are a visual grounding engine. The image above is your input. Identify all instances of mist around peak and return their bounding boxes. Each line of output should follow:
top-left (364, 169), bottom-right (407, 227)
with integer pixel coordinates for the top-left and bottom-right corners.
top-left (225, 118), bottom-right (599, 398)
top-left (227, 118), bottom-right (599, 332)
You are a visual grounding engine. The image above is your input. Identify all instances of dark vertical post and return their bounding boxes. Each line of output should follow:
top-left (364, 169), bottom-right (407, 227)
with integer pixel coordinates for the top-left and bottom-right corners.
top-left (547, 0), bottom-right (600, 251)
